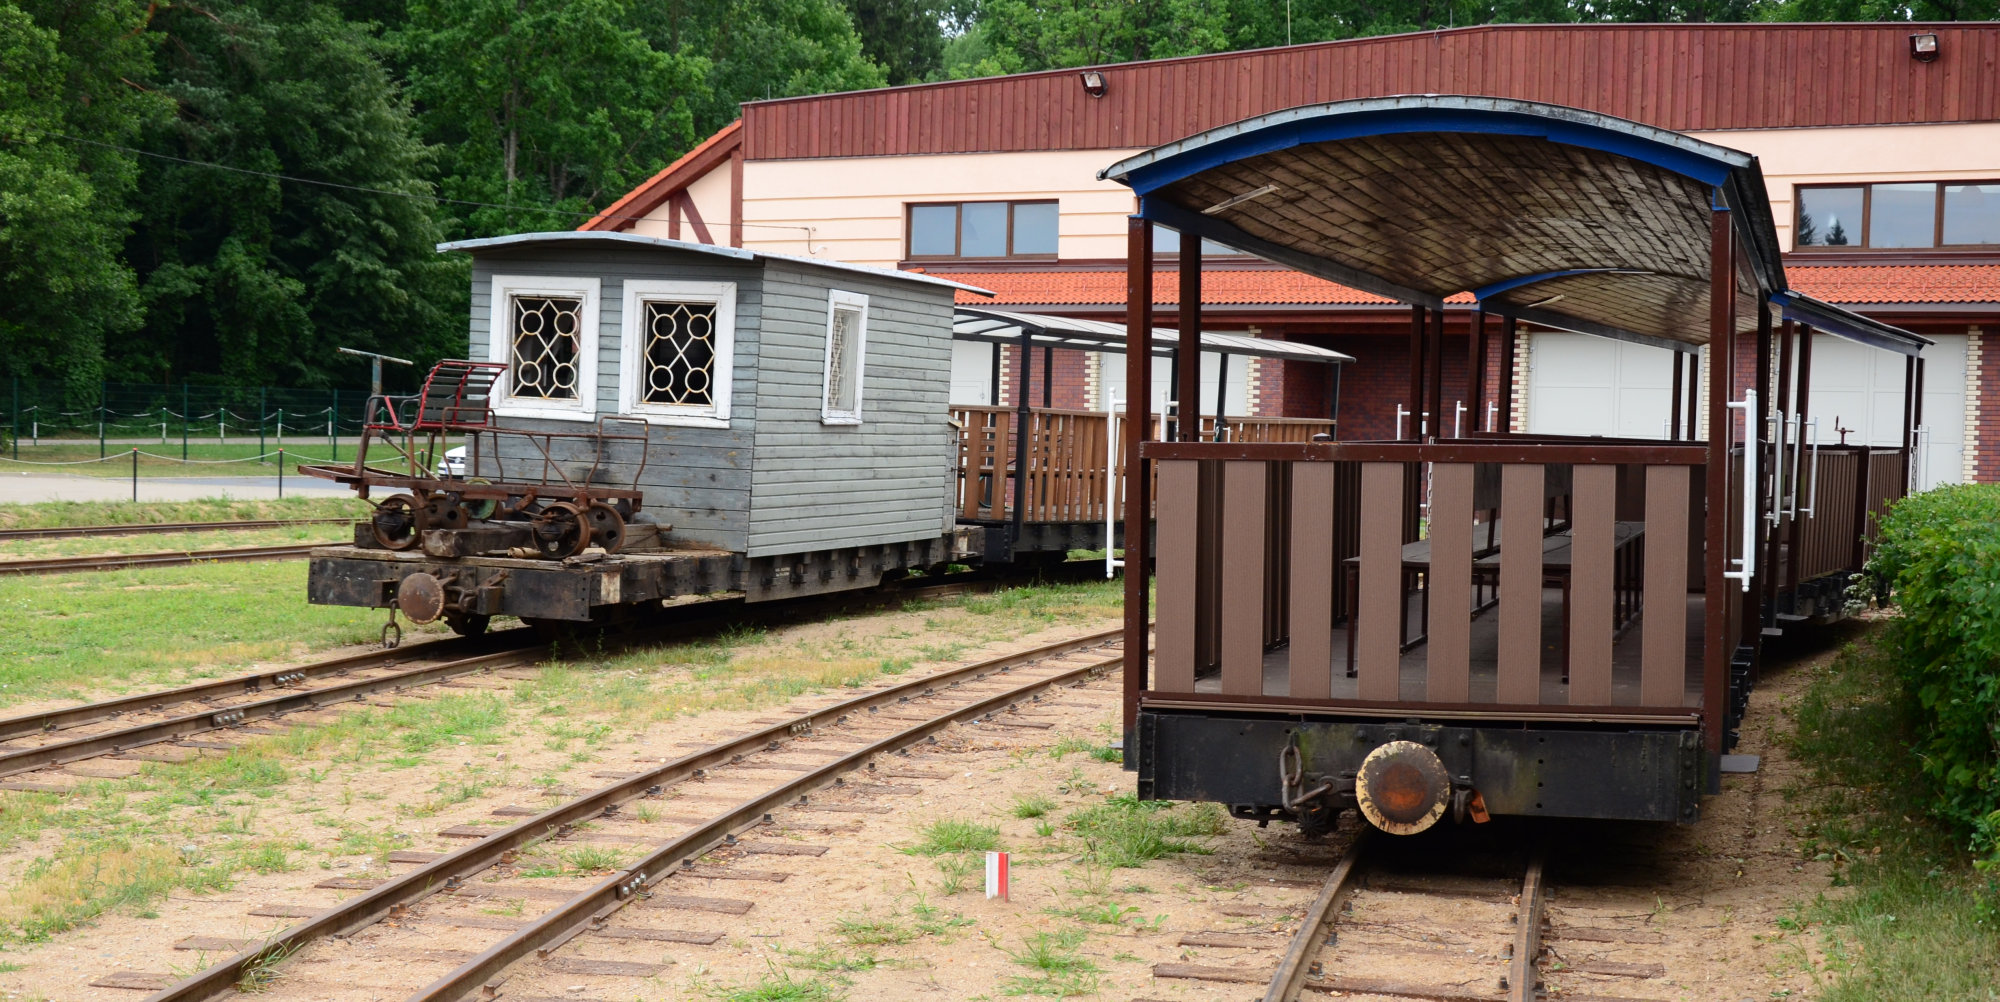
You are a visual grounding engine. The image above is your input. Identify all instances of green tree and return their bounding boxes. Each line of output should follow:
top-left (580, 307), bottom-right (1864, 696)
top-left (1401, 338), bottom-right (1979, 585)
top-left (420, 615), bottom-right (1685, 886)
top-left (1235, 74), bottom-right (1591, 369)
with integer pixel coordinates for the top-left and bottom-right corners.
top-left (647, 0), bottom-right (887, 134)
top-left (0, 0), bottom-right (164, 394)
top-left (404, 0), bottom-right (710, 237)
top-left (841, 0), bottom-right (950, 84)
top-left (121, 0), bottom-right (459, 386)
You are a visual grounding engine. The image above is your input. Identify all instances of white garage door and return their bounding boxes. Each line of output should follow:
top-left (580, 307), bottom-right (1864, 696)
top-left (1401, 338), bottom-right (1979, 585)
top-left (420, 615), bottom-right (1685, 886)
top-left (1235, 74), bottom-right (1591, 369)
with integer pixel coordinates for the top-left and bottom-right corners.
top-left (950, 340), bottom-right (996, 405)
top-left (1525, 333), bottom-right (1681, 438)
top-left (1525, 330), bottom-right (1966, 491)
top-left (1805, 332), bottom-right (1964, 491)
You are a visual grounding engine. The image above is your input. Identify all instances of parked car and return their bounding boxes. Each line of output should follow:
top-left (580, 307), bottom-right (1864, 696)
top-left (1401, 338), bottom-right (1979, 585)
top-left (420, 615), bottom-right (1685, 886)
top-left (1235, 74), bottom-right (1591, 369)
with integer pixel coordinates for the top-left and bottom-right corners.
top-left (436, 445), bottom-right (466, 479)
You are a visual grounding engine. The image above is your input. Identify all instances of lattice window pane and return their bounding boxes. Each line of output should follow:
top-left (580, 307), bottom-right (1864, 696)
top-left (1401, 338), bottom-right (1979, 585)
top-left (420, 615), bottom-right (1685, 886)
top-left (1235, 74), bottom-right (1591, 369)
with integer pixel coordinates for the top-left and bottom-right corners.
top-left (640, 300), bottom-right (718, 407)
top-left (826, 305), bottom-right (863, 415)
top-left (510, 295), bottom-right (582, 400)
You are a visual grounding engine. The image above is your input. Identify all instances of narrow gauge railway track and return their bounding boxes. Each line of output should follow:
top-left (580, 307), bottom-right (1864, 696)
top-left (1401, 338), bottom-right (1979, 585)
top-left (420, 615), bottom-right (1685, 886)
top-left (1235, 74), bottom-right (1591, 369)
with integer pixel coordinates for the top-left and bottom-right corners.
top-left (136, 628), bottom-right (1129, 1002)
top-left (0, 518), bottom-right (353, 541)
top-left (0, 565), bottom-right (1092, 787)
top-left (0, 542), bottom-right (329, 575)
top-left (1155, 826), bottom-right (1678, 1002)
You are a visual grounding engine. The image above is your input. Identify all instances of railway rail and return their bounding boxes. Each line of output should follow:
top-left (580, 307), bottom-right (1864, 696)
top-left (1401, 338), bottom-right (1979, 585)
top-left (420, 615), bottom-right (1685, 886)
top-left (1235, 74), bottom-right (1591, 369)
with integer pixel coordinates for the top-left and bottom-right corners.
top-left (0, 542), bottom-right (329, 575)
top-left (0, 518), bottom-right (353, 541)
top-left (0, 565), bottom-right (1091, 788)
top-left (135, 627), bottom-right (1129, 1001)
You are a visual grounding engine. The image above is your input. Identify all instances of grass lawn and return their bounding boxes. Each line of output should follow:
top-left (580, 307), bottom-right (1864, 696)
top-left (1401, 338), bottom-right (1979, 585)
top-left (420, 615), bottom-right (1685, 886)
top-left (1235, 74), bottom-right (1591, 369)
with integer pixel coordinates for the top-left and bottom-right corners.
top-left (0, 496), bottom-right (366, 530)
top-left (1783, 634), bottom-right (2000, 1000)
top-left (0, 560), bottom-right (444, 707)
top-left (0, 525), bottom-right (351, 561)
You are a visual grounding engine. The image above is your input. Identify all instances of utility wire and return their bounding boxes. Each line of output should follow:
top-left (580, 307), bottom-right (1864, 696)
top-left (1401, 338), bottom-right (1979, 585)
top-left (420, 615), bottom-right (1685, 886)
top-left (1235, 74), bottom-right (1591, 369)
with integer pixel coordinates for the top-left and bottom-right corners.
top-left (11, 129), bottom-right (812, 235)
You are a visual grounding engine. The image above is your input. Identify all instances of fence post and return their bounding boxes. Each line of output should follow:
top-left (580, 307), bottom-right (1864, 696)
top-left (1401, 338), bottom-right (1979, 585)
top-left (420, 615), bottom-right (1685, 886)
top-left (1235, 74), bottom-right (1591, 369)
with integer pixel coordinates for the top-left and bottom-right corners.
top-left (329, 390), bottom-right (338, 462)
top-left (181, 384), bottom-right (189, 461)
top-left (258, 387), bottom-right (266, 461)
top-left (131, 447), bottom-right (138, 502)
top-left (10, 376), bottom-right (16, 461)
top-left (99, 379), bottom-right (107, 458)
top-left (278, 448), bottom-right (284, 499)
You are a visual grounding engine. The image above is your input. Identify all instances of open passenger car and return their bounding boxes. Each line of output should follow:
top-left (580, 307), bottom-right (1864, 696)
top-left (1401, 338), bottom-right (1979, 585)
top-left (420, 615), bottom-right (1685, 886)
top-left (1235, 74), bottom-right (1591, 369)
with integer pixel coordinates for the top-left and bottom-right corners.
top-left (1104, 97), bottom-right (1933, 834)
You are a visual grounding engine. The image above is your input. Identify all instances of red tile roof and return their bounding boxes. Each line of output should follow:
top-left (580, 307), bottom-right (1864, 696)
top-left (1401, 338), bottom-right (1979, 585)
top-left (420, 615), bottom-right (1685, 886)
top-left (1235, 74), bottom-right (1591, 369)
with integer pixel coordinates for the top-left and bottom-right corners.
top-left (1786, 264), bottom-right (2000, 305)
top-left (930, 265), bottom-right (2000, 308)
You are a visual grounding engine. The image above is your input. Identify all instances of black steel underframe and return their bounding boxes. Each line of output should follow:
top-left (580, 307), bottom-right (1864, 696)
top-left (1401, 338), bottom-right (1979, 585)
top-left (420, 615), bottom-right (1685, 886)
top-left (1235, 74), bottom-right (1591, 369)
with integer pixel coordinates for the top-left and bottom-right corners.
top-left (1135, 707), bottom-right (1703, 825)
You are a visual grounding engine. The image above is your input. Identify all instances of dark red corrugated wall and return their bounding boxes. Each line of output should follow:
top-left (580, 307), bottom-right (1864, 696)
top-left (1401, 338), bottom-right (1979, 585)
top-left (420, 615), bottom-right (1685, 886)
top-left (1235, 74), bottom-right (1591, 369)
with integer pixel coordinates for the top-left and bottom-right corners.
top-left (743, 24), bottom-right (2000, 161)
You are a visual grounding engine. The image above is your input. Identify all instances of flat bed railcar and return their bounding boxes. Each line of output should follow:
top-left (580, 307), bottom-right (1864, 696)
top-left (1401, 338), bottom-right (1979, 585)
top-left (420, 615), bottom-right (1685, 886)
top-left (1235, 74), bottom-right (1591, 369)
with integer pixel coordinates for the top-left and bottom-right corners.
top-left (1101, 96), bottom-right (1932, 835)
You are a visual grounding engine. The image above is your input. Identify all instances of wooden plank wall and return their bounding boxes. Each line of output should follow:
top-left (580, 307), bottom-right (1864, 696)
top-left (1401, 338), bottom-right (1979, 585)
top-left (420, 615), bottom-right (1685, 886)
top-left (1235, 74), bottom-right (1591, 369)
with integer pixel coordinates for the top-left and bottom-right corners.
top-left (467, 248), bottom-right (762, 552)
top-left (746, 263), bottom-right (958, 557)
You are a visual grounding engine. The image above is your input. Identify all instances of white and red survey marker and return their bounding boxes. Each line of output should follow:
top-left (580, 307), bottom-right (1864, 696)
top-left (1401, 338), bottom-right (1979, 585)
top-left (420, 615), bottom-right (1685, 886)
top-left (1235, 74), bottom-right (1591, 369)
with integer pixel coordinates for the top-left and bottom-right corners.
top-left (985, 851), bottom-right (1009, 900)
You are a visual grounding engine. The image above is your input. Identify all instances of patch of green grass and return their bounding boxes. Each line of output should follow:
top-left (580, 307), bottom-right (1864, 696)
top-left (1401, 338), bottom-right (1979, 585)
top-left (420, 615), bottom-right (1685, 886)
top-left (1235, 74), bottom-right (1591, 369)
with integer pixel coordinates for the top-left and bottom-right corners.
top-left (935, 854), bottom-right (976, 895)
top-left (1785, 638), bottom-right (2000, 1000)
top-left (0, 496), bottom-right (363, 530)
top-left (833, 912), bottom-right (916, 946)
top-left (0, 560), bottom-right (443, 706)
top-left (0, 839), bottom-right (236, 942)
top-left (905, 819), bottom-right (1001, 856)
top-left (1047, 902), bottom-right (1139, 925)
top-left (1064, 795), bottom-right (1225, 869)
top-left (1047, 737), bottom-right (1095, 760)
top-left (707, 966), bottom-right (846, 1002)
top-left (1011, 794), bottom-right (1057, 819)
top-left (1002, 928), bottom-right (1101, 997)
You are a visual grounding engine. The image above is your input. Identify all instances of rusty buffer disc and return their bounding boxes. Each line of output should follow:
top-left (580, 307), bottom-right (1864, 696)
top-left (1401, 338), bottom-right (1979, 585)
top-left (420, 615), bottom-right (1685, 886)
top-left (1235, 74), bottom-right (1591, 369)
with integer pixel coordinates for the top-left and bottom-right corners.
top-left (397, 571), bottom-right (447, 625)
top-left (1354, 739), bottom-right (1452, 835)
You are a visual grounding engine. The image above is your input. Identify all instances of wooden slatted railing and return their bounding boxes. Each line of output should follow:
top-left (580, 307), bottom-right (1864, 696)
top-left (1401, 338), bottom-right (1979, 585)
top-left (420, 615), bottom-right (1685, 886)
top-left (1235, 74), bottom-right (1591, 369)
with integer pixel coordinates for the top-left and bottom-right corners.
top-left (1144, 440), bottom-right (1710, 718)
top-left (952, 406), bottom-right (1332, 524)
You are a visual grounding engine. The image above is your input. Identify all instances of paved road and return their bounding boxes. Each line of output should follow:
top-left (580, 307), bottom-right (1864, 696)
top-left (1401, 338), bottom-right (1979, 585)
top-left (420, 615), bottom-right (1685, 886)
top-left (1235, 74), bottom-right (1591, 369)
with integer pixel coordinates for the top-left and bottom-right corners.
top-left (0, 473), bottom-right (349, 504)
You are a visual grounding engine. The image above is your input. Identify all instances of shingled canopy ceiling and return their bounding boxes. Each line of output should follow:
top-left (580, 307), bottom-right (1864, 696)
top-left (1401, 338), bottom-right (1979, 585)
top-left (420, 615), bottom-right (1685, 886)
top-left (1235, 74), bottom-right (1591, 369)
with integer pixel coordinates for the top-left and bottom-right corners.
top-left (1100, 95), bottom-right (1923, 355)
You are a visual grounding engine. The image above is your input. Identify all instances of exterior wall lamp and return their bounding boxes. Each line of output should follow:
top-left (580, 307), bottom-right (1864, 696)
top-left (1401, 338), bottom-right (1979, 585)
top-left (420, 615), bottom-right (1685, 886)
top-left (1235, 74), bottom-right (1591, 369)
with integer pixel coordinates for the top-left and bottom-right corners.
top-left (1910, 33), bottom-right (1940, 62)
top-left (1079, 70), bottom-right (1107, 97)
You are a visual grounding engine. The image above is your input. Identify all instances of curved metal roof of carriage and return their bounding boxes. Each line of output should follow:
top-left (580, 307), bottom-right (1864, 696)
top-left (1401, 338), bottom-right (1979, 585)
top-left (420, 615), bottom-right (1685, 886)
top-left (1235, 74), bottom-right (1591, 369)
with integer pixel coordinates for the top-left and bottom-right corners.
top-left (1099, 94), bottom-right (1928, 356)
top-left (437, 231), bottom-right (997, 298)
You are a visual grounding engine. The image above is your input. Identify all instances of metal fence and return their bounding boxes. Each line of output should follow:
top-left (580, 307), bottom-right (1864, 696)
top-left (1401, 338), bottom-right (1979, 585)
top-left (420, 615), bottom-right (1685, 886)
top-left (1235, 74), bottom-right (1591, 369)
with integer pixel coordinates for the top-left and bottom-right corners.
top-left (4, 378), bottom-right (373, 459)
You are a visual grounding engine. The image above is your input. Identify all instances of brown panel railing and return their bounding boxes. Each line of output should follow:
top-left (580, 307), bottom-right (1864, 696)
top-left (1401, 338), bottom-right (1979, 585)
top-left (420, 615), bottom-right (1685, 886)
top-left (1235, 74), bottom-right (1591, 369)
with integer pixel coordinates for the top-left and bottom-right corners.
top-left (1141, 439), bottom-right (1708, 719)
top-left (952, 405), bottom-right (1331, 524)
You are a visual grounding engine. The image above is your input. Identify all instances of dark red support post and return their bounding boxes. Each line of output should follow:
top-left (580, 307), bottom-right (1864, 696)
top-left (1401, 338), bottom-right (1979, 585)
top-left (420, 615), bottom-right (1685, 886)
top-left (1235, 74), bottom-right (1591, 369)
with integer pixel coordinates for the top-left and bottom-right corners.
top-left (1669, 354), bottom-right (1684, 439)
top-left (1178, 245), bottom-right (1202, 442)
top-left (1497, 316), bottom-right (1518, 434)
top-left (1703, 206), bottom-right (1735, 787)
top-left (1406, 305), bottom-right (1427, 440)
top-left (1122, 216), bottom-right (1155, 737)
top-left (1465, 309), bottom-right (1486, 437)
top-left (1425, 306), bottom-right (1446, 439)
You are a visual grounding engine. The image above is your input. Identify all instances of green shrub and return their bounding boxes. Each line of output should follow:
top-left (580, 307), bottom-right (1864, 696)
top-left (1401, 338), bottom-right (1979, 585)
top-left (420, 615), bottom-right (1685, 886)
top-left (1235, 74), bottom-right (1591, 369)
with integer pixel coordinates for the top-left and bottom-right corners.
top-left (1867, 483), bottom-right (2000, 867)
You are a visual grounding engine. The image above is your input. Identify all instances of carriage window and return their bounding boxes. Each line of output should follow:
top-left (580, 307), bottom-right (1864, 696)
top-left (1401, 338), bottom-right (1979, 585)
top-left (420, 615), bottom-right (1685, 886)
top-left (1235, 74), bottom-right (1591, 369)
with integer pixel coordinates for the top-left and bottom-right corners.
top-left (641, 301), bottom-right (718, 406)
top-left (490, 275), bottom-right (599, 420)
top-left (822, 290), bottom-right (868, 425)
top-left (509, 296), bottom-right (583, 399)
top-left (619, 280), bottom-right (735, 426)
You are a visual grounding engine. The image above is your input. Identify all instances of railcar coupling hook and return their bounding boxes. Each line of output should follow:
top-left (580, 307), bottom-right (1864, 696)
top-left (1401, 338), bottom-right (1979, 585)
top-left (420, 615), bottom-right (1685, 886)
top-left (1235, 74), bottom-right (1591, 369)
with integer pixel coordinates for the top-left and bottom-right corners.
top-left (1278, 742), bottom-right (1334, 811)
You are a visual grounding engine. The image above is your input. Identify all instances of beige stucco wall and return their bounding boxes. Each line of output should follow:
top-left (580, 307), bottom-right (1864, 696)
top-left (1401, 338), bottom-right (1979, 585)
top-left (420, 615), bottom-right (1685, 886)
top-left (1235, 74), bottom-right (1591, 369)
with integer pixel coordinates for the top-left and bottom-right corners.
top-left (1688, 122), bottom-right (2000, 251)
top-left (624, 122), bottom-right (2000, 265)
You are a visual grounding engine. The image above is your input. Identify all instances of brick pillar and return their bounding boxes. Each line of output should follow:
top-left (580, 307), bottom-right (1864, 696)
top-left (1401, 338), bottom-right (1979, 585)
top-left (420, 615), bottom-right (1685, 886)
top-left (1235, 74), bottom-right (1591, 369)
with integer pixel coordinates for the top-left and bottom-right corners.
top-left (1972, 326), bottom-right (1998, 483)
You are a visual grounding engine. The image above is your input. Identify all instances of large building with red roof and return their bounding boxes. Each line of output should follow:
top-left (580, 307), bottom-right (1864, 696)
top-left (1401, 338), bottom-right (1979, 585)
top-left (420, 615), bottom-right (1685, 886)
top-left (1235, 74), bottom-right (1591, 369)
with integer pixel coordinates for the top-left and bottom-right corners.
top-left (583, 22), bottom-right (2000, 485)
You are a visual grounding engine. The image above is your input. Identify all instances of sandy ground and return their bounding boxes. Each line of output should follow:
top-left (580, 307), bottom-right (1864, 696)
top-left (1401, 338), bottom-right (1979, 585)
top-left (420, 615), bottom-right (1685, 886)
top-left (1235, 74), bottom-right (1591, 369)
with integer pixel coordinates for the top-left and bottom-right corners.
top-left (0, 616), bottom-right (1852, 1002)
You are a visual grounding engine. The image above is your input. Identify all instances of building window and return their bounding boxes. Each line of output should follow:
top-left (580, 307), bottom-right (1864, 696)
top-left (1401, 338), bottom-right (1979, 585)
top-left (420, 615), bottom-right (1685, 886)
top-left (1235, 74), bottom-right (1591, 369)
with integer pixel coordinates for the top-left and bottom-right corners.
top-left (822, 290), bottom-right (868, 424)
top-left (906, 200), bottom-right (1058, 260)
top-left (1795, 181), bottom-right (2000, 250)
top-left (619, 280), bottom-right (735, 427)
top-left (1152, 224), bottom-right (1251, 257)
top-left (489, 275), bottom-right (600, 420)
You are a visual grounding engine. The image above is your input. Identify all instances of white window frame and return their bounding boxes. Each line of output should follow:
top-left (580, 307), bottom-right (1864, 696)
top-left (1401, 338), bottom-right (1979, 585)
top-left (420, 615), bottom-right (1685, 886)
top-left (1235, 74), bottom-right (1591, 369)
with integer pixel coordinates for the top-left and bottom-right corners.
top-left (619, 279), bottom-right (736, 428)
top-left (488, 274), bottom-right (601, 422)
top-left (821, 289), bottom-right (869, 425)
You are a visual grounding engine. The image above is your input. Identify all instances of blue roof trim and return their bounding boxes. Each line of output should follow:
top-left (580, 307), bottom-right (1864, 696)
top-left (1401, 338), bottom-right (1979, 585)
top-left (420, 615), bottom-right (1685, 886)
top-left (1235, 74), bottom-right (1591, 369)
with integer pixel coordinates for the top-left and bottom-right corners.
top-left (1119, 106), bottom-right (1735, 197)
top-left (1471, 268), bottom-right (1643, 302)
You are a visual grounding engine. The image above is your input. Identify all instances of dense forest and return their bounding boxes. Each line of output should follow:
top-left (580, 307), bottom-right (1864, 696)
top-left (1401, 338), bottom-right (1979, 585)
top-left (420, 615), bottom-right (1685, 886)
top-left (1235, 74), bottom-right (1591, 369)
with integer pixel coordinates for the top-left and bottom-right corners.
top-left (1, 0), bottom-right (1990, 393)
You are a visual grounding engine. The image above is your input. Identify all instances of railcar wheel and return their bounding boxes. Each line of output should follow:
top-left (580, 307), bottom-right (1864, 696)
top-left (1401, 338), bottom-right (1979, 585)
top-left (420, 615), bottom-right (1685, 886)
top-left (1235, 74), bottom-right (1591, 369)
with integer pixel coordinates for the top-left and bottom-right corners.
top-left (371, 494), bottom-right (423, 550)
top-left (461, 478), bottom-right (499, 521)
top-left (530, 501), bottom-right (590, 559)
top-left (583, 501), bottom-right (626, 553)
top-left (423, 494), bottom-right (472, 532)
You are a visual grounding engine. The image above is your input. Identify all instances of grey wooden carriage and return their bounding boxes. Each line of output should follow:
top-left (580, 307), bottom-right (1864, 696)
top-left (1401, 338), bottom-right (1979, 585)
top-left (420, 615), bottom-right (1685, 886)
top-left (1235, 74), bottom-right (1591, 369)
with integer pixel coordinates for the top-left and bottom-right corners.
top-left (306, 232), bottom-right (988, 633)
